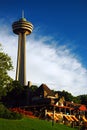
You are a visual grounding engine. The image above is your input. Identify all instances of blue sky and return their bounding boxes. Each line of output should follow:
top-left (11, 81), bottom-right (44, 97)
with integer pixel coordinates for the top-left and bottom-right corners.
top-left (0, 0), bottom-right (87, 67)
top-left (0, 0), bottom-right (87, 95)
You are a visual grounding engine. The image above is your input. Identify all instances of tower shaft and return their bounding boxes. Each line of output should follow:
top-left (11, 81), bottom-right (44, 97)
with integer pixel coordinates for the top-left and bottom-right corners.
top-left (16, 33), bottom-right (26, 85)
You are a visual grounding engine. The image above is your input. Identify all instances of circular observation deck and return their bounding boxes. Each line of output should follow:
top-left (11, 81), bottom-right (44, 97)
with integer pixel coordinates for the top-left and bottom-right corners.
top-left (12, 18), bottom-right (33, 35)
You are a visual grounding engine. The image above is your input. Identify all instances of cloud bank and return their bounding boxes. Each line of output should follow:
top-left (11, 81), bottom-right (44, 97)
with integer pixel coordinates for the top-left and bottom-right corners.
top-left (0, 23), bottom-right (87, 96)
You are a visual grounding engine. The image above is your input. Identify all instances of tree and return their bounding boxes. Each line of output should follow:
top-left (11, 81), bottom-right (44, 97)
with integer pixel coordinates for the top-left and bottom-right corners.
top-left (0, 44), bottom-right (13, 98)
top-left (3, 81), bottom-right (25, 107)
top-left (77, 95), bottom-right (87, 105)
top-left (56, 90), bottom-right (74, 102)
top-left (30, 85), bottom-right (38, 92)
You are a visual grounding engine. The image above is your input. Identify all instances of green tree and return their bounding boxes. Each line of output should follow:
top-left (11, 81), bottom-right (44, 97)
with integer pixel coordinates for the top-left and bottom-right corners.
top-left (4, 81), bottom-right (24, 107)
top-left (77, 95), bottom-right (87, 105)
top-left (30, 85), bottom-right (38, 92)
top-left (57, 90), bottom-right (74, 102)
top-left (0, 44), bottom-right (13, 98)
top-left (56, 90), bottom-right (81, 103)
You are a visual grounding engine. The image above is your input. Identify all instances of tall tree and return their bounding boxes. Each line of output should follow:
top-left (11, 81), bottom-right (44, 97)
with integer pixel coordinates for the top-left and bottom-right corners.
top-left (0, 44), bottom-right (13, 98)
top-left (77, 95), bottom-right (87, 105)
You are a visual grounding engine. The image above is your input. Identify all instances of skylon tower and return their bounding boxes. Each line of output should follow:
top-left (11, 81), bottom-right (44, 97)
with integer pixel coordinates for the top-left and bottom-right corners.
top-left (12, 16), bottom-right (33, 86)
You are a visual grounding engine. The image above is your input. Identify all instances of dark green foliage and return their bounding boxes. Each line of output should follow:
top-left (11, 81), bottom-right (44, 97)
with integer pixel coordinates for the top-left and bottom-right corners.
top-left (9, 80), bottom-right (24, 96)
top-left (61, 90), bottom-right (74, 101)
top-left (77, 95), bottom-right (87, 105)
top-left (55, 90), bottom-right (87, 105)
top-left (0, 44), bottom-right (13, 99)
top-left (71, 97), bottom-right (80, 104)
top-left (30, 85), bottom-right (38, 92)
top-left (2, 81), bottom-right (34, 107)
top-left (2, 81), bottom-right (25, 107)
top-left (56, 90), bottom-right (74, 102)
top-left (0, 103), bottom-right (22, 119)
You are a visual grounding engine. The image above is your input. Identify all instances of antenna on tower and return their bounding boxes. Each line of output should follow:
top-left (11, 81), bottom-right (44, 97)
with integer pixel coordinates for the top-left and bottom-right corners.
top-left (22, 10), bottom-right (24, 18)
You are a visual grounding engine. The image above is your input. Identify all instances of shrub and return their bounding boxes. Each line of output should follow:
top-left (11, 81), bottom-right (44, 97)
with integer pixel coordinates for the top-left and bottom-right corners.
top-left (10, 111), bottom-right (23, 119)
top-left (0, 103), bottom-right (22, 119)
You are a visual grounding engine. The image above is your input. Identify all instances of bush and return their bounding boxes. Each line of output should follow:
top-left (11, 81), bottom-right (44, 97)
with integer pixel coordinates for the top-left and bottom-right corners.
top-left (10, 111), bottom-right (23, 119)
top-left (0, 103), bottom-right (22, 119)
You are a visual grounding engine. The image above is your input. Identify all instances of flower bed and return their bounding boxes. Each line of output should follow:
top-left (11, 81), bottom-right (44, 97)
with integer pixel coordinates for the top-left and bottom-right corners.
top-left (9, 108), bottom-right (36, 118)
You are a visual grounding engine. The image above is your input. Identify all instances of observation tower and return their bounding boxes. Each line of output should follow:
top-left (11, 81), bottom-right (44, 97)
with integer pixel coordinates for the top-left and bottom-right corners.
top-left (12, 15), bottom-right (33, 86)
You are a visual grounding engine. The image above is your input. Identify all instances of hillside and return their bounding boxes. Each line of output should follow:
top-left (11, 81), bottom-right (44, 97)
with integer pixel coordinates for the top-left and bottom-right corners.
top-left (0, 117), bottom-right (76, 130)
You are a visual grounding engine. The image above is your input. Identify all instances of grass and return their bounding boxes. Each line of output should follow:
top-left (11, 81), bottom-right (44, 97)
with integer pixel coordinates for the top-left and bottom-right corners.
top-left (0, 117), bottom-right (77, 130)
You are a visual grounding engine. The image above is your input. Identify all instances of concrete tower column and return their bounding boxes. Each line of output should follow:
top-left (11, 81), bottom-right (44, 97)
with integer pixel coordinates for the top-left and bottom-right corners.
top-left (19, 33), bottom-right (26, 85)
top-left (16, 33), bottom-right (21, 81)
top-left (12, 17), bottom-right (33, 86)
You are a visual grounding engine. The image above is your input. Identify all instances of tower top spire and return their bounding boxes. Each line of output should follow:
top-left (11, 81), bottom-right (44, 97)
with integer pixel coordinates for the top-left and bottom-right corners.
top-left (22, 10), bottom-right (24, 18)
top-left (19, 10), bottom-right (26, 21)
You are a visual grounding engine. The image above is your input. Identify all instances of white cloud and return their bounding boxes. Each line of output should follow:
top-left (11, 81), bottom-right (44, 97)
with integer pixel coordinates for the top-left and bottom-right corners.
top-left (0, 23), bottom-right (87, 96)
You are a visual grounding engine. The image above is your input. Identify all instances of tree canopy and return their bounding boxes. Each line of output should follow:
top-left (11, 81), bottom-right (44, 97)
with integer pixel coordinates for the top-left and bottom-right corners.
top-left (0, 44), bottom-right (13, 98)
